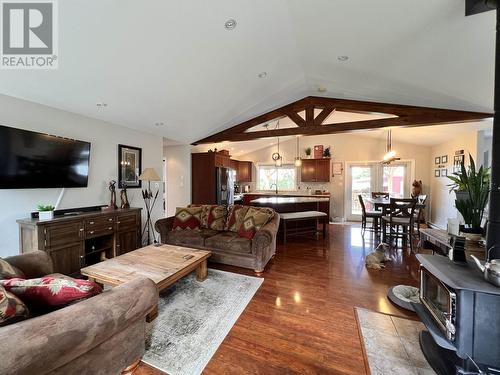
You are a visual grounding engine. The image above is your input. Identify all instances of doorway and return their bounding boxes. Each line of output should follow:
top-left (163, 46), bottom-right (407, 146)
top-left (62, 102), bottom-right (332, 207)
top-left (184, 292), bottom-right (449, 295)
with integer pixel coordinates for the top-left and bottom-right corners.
top-left (345, 161), bottom-right (414, 221)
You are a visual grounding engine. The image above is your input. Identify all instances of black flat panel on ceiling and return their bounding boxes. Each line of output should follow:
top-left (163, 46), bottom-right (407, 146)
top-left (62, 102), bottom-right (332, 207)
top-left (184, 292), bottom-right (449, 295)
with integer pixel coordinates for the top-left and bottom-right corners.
top-left (465, 0), bottom-right (496, 16)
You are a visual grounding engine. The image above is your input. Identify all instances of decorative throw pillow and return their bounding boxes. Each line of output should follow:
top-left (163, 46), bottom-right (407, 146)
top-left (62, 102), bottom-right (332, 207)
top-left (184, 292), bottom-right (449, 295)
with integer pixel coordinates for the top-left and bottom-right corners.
top-left (0, 285), bottom-right (29, 327)
top-left (206, 205), bottom-right (228, 231)
top-left (0, 258), bottom-right (25, 280)
top-left (238, 207), bottom-right (274, 239)
top-left (172, 206), bottom-right (202, 230)
top-left (188, 204), bottom-right (210, 228)
top-left (225, 205), bottom-right (249, 232)
top-left (0, 276), bottom-right (102, 307)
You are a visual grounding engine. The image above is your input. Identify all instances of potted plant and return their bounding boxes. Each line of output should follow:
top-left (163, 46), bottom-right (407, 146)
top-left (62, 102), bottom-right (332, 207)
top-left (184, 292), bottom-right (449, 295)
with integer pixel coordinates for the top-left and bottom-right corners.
top-left (323, 146), bottom-right (331, 158)
top-left (38, 204), bottom-right (55, 221)
top-left (447, 154), bottom-right (490, 241)
top-left (305, 147), bottom-right (312, 158)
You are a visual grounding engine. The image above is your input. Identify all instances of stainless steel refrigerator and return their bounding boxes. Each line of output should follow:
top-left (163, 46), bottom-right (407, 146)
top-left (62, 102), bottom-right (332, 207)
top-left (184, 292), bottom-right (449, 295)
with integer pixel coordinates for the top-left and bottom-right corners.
top-left (216, 167), bottom-right (234, 205)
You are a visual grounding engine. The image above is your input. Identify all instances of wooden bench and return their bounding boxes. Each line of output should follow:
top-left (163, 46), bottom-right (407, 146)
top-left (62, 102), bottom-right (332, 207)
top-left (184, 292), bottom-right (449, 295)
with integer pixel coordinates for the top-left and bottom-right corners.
top-left (280, 211), bottom-right (328, 245)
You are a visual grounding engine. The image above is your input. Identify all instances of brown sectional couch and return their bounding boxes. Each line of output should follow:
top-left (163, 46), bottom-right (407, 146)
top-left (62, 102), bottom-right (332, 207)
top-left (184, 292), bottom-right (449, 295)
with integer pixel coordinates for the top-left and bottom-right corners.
top-left (0, 251), bottom-right (158, 375)
top-left (155, 207), bottom-right (280, 273)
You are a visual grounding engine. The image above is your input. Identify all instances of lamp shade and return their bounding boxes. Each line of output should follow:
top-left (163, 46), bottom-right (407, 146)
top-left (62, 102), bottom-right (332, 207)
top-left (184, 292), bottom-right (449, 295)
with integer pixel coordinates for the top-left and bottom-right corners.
top-left (139, 168), bottom-right (161, 181)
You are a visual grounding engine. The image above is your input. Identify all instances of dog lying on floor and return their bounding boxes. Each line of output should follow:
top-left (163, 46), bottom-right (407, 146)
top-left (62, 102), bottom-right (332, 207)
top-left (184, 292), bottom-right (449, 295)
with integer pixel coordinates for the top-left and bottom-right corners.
top-left (365, 243), bottom-right (391, 269)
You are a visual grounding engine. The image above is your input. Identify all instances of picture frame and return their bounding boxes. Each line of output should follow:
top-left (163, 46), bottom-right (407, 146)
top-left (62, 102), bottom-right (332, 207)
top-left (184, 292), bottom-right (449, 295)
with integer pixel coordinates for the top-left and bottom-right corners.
top-left (435, 156), bottom-right (441, 165)
top-left (435, 169), bottom-right (440, 177)
top-left (441, 155), bottom-right (448, 164)
top-left (332, 162), bottom-right (343, 176)
top-left (441, 169), bottom-right (448, 177)
top-left (118, 144), bottom-right (142, 188)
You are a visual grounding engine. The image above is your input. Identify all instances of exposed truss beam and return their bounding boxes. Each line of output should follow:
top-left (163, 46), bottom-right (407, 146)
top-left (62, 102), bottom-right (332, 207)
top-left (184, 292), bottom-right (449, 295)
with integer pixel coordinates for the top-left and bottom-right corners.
top-left (192, 96), bottom-right (492, 145)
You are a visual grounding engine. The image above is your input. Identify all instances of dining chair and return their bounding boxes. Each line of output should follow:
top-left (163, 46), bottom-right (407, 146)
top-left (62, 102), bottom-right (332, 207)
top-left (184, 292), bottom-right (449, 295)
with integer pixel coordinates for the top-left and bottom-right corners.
top-left (381, 198), bottom-right (417, 252)
top-left (371, 192), bottom-right (390, 199)
top-left (359, 195), bottom-right (383, 235)
top-left (414, 195), bottom-right (427, 235)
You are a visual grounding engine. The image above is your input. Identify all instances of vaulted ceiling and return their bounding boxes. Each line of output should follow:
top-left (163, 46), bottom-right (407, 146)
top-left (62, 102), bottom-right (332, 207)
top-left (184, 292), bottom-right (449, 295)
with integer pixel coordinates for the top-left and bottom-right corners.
top-left (0, 1), bottom-right (495, 144)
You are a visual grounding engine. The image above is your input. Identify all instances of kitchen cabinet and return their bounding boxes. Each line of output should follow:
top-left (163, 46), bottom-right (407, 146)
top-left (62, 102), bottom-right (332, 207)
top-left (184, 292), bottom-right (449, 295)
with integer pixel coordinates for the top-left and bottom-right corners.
top-left (215, 153), bottom-right (231, 168)
top-left (237, 161), bottom-right (252, 182)
top-left (300, 158), bottom-right (330, 182)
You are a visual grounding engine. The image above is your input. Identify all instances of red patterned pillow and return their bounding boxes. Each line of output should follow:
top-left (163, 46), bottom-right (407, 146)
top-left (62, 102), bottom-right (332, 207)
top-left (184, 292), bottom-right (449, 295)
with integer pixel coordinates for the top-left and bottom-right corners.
top-left (0, 286), bottom-right (29, 326)
top-left (225, 205), bottom-right (249, 232)
top-left (0, 276), bottom-right (102, 307)
top-left (238, 207), bottom-right (274, 239)
top-left (172, 206), bottom-right (202, 230)
top-left (206, 205), bottom-right (228, 231)
top-left (0, 258), bottom-right (25, 280)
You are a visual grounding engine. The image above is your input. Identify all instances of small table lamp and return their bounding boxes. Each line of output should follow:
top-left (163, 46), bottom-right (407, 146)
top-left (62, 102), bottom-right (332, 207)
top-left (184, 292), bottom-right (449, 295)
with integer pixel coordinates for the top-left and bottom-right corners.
top-left (139, 168), bottom-right (161, 245)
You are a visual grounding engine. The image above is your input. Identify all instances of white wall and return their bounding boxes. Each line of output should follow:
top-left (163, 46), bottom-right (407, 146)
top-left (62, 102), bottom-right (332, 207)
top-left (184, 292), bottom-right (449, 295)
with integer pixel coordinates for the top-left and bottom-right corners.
top-left (239, 133), bottom-right (432, 221)
top-left (0, 94), bottom-right (163, 256)
top-left (428, 131), bottom-right (479, 229)
top-left (164, 145), bottom-right (191, 216)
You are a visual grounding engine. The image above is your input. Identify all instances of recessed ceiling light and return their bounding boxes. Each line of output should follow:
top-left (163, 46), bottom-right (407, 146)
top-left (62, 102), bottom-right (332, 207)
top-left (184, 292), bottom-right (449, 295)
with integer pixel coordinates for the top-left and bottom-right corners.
top-left (318, 86), bottom-right (327, 92)
top-left (258, 72), bottom-right (268, 78)
top-left (154, 122), bottom-right (165, 127)
top-left (337, 56), bottom-right (349, 62)
top-left (96, 102), bottom-right (107, 108)
top-left (225, 19), bottom-right (237, 30)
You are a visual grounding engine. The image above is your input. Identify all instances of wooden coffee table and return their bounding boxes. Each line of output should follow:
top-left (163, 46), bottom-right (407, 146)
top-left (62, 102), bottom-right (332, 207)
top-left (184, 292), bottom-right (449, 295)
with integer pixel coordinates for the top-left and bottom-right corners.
top-left (80, 244), bottom-right (211, 321)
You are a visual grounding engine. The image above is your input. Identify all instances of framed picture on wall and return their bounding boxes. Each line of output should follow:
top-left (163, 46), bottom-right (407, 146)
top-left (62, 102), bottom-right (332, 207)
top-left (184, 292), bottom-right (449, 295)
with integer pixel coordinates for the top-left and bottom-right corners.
top-left (435, 156), bottom-right (441, 165)
top-left (441, 155), bottom-right (448, 164)
top-left (118, 144), bottom-right (142, 188)
top-left (332, 162), bottom-right (343, 176)
top-left (441, 169), bottom-right (448, 177)
top-left (435, 169), bottom-right (440, 177)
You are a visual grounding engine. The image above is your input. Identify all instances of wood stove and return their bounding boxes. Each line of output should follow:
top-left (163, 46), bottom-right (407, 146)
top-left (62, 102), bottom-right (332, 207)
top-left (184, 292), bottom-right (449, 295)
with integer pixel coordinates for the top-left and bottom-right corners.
top-left (415, 254), bottom-right (500, 374)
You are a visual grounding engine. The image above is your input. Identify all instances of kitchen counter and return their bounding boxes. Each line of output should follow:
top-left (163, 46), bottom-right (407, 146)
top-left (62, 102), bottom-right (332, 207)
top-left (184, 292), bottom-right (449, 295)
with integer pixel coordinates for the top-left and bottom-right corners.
top-left (250, 196), bottom-right (330, 204)
top-left (243, 192), bottom-right (329, 198)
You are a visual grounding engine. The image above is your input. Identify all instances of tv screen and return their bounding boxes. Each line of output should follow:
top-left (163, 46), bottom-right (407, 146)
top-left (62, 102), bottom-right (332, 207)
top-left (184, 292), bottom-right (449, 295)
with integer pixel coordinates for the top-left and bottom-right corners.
top-left (0, 125), bottom-right (91, 189)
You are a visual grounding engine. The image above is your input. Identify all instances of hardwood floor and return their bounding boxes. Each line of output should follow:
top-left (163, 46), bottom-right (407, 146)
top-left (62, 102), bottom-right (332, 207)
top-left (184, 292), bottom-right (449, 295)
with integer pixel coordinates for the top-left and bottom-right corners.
top-left (135, 223), bottom-right (421, 374)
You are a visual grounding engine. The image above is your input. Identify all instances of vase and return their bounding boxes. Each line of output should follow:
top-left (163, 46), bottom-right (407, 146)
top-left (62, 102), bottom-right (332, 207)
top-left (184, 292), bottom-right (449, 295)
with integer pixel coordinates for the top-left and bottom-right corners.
top-left (39, 211), bottom-right (54, 221)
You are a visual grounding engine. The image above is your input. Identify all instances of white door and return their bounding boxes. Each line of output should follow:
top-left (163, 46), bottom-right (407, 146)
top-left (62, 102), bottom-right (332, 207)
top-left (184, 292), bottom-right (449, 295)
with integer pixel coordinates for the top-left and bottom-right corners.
top-left (346, 164), bottom-right (377, 221)
top-left (346, 161), bottom-right (413, 221)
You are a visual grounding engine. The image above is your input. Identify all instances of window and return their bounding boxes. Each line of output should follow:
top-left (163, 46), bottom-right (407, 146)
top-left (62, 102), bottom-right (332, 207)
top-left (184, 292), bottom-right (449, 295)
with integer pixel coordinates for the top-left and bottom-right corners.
top-left (258, 164), bottom-right (296, 191)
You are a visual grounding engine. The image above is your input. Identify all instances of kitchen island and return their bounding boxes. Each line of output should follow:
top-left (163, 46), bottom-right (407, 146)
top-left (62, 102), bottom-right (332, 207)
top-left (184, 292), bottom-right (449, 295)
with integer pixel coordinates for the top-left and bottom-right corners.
top-left (249, 195), bottom-right (330, 219)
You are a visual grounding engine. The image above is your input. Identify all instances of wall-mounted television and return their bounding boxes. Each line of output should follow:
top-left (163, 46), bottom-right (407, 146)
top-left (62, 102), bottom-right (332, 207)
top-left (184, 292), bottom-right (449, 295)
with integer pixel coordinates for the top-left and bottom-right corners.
top-left (0, 125), bottom-right (91, 189)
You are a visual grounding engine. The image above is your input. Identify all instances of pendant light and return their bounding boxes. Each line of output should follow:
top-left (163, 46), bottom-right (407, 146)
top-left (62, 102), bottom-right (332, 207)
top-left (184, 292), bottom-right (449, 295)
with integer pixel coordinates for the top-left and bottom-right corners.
top-left (381, 129), bottom-right (400, 164)
top-left (271, 120), bottom-right (283, 167)
top-left (294, 136), bottom-right (302, 167)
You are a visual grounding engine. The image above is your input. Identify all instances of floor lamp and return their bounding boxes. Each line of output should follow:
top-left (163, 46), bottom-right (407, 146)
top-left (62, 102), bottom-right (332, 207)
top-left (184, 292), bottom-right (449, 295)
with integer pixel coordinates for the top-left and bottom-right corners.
top-left (139, 168), bottom-right (161, 245)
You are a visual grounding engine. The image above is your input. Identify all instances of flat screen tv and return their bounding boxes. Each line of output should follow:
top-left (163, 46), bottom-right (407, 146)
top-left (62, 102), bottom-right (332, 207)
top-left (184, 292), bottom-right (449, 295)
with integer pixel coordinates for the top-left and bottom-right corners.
top-left (0, 125), bottom-right (91, 189)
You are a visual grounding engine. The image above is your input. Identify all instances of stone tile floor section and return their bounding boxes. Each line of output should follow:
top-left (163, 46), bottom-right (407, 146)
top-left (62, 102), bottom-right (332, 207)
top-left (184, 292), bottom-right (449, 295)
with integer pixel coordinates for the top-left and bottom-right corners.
top-left (356, 308), bottom-right (436, 375)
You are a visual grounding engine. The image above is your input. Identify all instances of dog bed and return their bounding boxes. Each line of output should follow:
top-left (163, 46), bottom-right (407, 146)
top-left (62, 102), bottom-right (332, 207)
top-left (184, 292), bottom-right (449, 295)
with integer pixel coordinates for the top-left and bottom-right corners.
top-left (387, 285), bottom-right (420, 312)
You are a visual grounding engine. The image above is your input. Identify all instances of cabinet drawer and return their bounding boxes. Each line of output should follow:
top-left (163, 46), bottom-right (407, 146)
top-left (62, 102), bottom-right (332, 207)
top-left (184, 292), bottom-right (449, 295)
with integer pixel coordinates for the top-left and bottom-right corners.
top-left (85, 215), bottom-right (114, 228)
top-left (44, 222), bottom-right (83, 248)
top-left (85, 225), bottom-right (114, 239)
top-left (116, 213), bottom-right (138, 232)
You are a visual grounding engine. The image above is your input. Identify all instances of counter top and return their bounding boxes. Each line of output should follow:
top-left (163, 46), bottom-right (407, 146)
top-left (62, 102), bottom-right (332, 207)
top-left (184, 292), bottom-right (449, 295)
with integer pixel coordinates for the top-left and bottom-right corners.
top-left (243, 192), bottom-right (330, 198)
top-left (250, 196), bottom-right (330, 204)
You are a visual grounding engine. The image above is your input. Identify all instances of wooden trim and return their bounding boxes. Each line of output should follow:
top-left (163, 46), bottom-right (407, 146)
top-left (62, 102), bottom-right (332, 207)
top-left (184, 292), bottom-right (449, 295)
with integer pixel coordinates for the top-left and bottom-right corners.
top-left (192, 96), bottom-right (492, 144)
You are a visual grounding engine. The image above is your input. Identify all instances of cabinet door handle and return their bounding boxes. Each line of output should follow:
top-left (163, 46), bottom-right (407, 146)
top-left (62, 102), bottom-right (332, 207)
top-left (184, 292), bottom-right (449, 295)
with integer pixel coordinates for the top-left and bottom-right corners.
top-left (89, 230), bottom-right (94, 234)
top-left (117, 221), bottom-right (121, 225)
top-left (108, 218), bottom-right (113, 222)
top-left (108, 227), bottom-right (112, 230)
top-left (89, 221), bottom-right (95, 225)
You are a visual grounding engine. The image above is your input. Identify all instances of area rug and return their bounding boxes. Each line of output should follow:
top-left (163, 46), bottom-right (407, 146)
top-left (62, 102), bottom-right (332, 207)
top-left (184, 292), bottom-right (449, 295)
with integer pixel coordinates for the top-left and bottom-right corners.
top-left (355, 308), bottom-right (436, 375)
top-left (143, 269), bottom-right (263, 375)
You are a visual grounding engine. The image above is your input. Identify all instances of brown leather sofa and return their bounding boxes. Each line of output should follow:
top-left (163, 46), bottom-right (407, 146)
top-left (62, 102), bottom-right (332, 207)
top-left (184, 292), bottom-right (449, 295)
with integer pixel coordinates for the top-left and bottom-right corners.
top-left (155, 211), bottom-right (280, 273)
top-left (0, 251), bottom-right (158, 375)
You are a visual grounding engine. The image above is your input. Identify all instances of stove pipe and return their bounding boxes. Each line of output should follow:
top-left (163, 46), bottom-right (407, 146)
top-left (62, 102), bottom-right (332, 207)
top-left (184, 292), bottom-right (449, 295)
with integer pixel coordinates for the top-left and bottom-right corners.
top-left (486, 6), bottom-right (500, 260)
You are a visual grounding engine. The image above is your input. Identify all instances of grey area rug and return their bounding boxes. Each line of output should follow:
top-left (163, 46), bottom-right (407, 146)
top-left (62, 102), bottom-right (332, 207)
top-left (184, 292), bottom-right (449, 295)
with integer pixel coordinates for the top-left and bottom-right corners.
top-left (356, 308), bottom-right (436, 375)
top-left (143, 269), bottom-right (263, 375)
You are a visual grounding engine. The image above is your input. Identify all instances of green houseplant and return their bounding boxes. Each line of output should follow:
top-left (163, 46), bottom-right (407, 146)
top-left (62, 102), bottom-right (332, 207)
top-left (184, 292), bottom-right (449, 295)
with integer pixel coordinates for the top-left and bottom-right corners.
top-left (38, 204), bottom-right (55, 221)
top-left (305, 147), bottom-right (312, 158)
top-left (447, 154), bottom-right (490, 238)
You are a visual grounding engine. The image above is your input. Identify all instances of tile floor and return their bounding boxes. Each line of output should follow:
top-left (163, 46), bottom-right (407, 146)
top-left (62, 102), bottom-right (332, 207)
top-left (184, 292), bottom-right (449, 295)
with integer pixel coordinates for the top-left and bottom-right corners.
top-left (356, 308), bottom-right (436, 375)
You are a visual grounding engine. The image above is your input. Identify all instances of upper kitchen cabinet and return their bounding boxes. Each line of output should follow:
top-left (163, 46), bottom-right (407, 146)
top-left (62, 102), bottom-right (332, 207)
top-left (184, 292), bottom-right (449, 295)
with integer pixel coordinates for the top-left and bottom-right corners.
top-left (300, 158), bottom-right (330, 182)
top-left (237, 161), bottom-right (252, 182)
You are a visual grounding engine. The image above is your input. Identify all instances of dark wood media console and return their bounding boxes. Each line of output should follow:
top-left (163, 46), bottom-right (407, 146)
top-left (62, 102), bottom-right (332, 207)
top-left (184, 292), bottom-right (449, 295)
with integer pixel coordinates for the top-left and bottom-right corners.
top-left (17, 208), bottom-right (142, 276)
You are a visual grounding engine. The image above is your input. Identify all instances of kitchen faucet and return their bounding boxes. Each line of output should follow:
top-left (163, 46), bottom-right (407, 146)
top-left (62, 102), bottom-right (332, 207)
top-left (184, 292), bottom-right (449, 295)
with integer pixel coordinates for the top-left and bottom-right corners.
top-left (270, 183), bottom-right (278, 195)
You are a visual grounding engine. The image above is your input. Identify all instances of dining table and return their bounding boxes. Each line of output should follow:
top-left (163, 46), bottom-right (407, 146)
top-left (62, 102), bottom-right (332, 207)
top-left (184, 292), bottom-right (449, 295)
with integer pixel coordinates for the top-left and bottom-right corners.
top-left (363, 196), bottom-right (426, 246)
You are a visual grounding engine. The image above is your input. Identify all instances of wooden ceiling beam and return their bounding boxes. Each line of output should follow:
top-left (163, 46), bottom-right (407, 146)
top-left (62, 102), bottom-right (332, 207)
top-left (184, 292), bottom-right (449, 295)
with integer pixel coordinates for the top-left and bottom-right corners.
top-left (192, 96), bottom-right (492, 145)
top-left (314, 107), bottom-right (336, 125)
